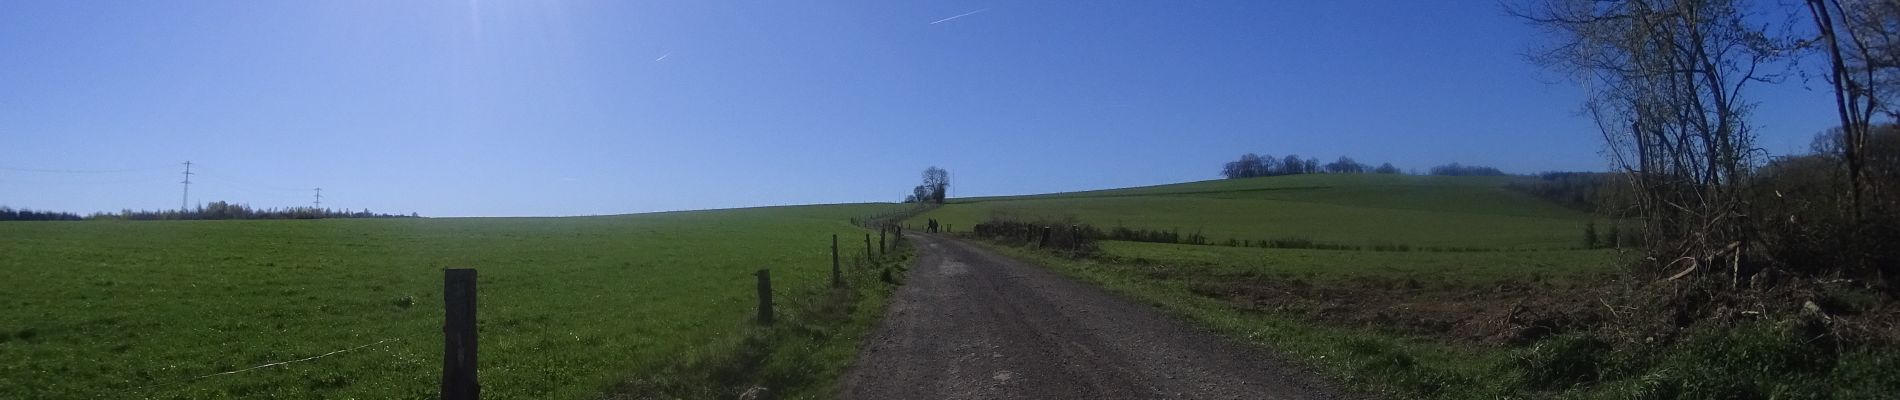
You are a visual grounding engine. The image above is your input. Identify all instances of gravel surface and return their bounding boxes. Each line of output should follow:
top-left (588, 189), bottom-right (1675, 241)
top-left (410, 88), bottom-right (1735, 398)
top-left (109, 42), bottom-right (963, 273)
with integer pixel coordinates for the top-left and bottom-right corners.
top-left (840, 234), bottom-right (1349, 399)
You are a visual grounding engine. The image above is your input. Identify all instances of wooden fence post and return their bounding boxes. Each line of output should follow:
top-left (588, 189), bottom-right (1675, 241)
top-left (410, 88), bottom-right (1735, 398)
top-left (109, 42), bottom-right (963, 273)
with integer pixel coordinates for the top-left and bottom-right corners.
top-left (442, 268), bottom-right (479, 400)
top-left (1071, 225), bottom-right (1080, 250)
top-left (879, 228), bottom-right (886, 256)
top-left (864, 233), bottom-right (872, 260)
top-left (755, 269), bottom-right (773, 325)
top-left (831, 235), bottom-right (841, 288)
top-left (1040, 226), bottom-right (1051, 247)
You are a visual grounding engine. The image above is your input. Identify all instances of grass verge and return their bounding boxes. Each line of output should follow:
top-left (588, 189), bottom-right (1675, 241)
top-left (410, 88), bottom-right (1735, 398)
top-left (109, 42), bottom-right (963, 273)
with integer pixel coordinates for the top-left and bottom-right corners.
top-left (610, 232), bottom-right (912, 399)
top-left (965, 238), bottom-right (1900, 399)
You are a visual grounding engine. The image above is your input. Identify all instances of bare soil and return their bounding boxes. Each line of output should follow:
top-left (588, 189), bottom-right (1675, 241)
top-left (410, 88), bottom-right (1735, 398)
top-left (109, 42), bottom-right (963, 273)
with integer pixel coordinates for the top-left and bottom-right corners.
top-left (840, 234), bottom-right (1349, 399)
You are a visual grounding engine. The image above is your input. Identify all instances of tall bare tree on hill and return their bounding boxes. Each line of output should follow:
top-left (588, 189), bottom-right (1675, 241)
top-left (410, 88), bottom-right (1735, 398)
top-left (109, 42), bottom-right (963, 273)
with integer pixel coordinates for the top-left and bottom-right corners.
top-left (922, 166), bottom-right (950, 203)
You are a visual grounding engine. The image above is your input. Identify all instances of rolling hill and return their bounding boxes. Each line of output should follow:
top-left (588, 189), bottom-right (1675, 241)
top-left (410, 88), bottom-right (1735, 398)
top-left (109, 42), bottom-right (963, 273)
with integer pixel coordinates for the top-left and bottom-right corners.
top-left (914, 174), bottom-right (1602, 250)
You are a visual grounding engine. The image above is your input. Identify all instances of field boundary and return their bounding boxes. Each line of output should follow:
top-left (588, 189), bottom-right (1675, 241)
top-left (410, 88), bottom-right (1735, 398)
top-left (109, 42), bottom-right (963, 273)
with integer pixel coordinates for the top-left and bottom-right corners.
top-left (948, 185), bottom-right (1334, 204)
top-left (599, 226), bottom-right (915, 399)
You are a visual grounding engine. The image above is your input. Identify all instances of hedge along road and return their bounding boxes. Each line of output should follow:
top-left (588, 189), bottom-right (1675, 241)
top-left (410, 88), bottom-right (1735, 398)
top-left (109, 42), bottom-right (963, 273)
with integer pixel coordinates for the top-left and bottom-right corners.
top-left (841, 234), bottom-right (1348, 399)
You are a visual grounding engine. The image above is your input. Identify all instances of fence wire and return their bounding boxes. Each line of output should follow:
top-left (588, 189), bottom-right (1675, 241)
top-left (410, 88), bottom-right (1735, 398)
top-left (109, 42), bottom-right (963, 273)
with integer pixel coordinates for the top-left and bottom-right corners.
top-left (135, 337), bottom-right (402, 390)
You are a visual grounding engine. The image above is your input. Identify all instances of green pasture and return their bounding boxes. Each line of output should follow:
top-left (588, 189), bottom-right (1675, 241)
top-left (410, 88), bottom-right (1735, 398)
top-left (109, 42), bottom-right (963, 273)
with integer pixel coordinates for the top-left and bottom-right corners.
top-left (917, 174), bottom-right (1604, 249)
top-left (1099, 241), bottom-right (1621, 285)
top-left (0, 204), bottom-right (905, 399)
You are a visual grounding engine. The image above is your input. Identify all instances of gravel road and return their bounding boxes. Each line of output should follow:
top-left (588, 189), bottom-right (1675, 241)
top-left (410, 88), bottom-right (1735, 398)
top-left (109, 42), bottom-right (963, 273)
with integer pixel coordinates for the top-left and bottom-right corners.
top-left (840, 234), bottom-right (1347, 399)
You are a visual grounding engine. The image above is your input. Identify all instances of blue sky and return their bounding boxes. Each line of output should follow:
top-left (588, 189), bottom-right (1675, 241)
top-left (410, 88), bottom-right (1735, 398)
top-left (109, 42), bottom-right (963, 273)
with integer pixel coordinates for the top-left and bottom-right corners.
top-left (0, 1), bottom-right (1840, 217)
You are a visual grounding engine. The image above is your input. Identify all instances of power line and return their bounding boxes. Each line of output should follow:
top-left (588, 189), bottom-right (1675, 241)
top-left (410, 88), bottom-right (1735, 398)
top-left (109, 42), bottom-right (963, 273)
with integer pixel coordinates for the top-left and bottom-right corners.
top-left (0, 176), bottom-right (173, 185)
top-left (192, 172), bottom-right (308, 193)
top-left (9, 162), bottom-right (349, 212)
top-left (0, 165), bottom-right (172, 174)
top-left (180, 161), bottom-right (193, 211)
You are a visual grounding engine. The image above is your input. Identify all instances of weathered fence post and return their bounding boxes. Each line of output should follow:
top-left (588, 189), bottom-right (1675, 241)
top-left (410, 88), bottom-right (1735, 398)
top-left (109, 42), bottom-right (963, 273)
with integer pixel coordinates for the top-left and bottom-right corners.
top-left (442, 268), bottom-right (479, 400)
top-left (864, 233), bottom-right (872, 260)
top-left (831, 235), bottom-right (841, 288)
top-left (1071, 225), bottom-right (1079, 250)
top-left (755, 269), bottom-right (773, 325)
top-left (1040, 226), bottom-right (1051, 247)
top-left (879, 227), bottom-right (887, 256)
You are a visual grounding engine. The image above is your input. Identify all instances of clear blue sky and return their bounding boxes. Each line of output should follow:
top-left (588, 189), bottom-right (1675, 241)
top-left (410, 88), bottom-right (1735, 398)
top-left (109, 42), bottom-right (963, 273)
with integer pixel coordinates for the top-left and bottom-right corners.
top-left (0, 1), bottom-right (1839, 217)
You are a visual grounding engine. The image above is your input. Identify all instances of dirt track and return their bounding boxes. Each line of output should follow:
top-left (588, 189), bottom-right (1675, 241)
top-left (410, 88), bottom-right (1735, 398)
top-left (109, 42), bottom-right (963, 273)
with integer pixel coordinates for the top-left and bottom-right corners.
top-left (840, 234), bottom-right (1345, 399)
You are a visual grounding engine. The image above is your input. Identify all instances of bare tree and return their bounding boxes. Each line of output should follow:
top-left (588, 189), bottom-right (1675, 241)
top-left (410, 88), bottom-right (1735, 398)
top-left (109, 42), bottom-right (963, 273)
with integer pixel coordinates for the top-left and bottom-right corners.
top-left (1281, 154), bottom-right (1305, 175)
top-left (1222, 153), bottom-right (1272, 178)
top-left (922, 166), bottom-right (950, 203)
top-left (1374, 162), bottom-right (1402, 174)
top-left (1806, 0), bottom-right (1900, 220)
top-left (1325, 156), bottom-right (1366, 174)
top-left (1516, 0), bottom-right (1796, 280)
top-left (1240, 153), bottom-right (1267, 177)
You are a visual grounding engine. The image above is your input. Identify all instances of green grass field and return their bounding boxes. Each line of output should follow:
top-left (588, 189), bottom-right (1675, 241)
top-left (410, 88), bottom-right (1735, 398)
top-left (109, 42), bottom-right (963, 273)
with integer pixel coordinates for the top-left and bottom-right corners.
top-left (1099, 241), bottom-right (1620, 285)
top-left (0, 204), bottom-right (906, 399)
top-left (918, 174), bottom-right (1603, 250)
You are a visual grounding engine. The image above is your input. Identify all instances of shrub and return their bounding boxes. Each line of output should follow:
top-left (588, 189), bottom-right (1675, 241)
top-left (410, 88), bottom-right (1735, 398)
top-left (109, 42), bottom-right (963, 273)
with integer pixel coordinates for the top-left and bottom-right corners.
top-left (970, 214), bottom-right (1101, 256)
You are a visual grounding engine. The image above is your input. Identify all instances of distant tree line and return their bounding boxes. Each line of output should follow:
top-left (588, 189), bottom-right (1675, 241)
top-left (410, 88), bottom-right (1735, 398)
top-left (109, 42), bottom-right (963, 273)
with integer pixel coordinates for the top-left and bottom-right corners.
top-left (1, 201), bottom-right (419, 221)
top-left (1506, 172), bottom-right (1636, 214)
top-left (1219, 153), bottom-right (1401, 179)
top-left (0, 207), bottom-right (84, 221)
top-left (1426, 162), bottom-right (1507, 177)
top-left (1220, 153), bottom-right (1502, 179)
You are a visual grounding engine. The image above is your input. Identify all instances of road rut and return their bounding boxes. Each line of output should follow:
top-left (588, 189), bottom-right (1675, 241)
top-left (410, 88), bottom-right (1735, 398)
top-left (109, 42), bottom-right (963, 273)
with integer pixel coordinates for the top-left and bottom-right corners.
top-left (840, 234), bottom-right (1345, 399)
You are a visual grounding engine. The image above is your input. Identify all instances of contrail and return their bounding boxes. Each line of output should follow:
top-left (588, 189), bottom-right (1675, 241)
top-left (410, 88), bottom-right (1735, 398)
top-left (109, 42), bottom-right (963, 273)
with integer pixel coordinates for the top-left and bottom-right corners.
top-left (930, 8), bottom-right (989, 25)
top-left (654, 53), bottom-right (670, 62)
